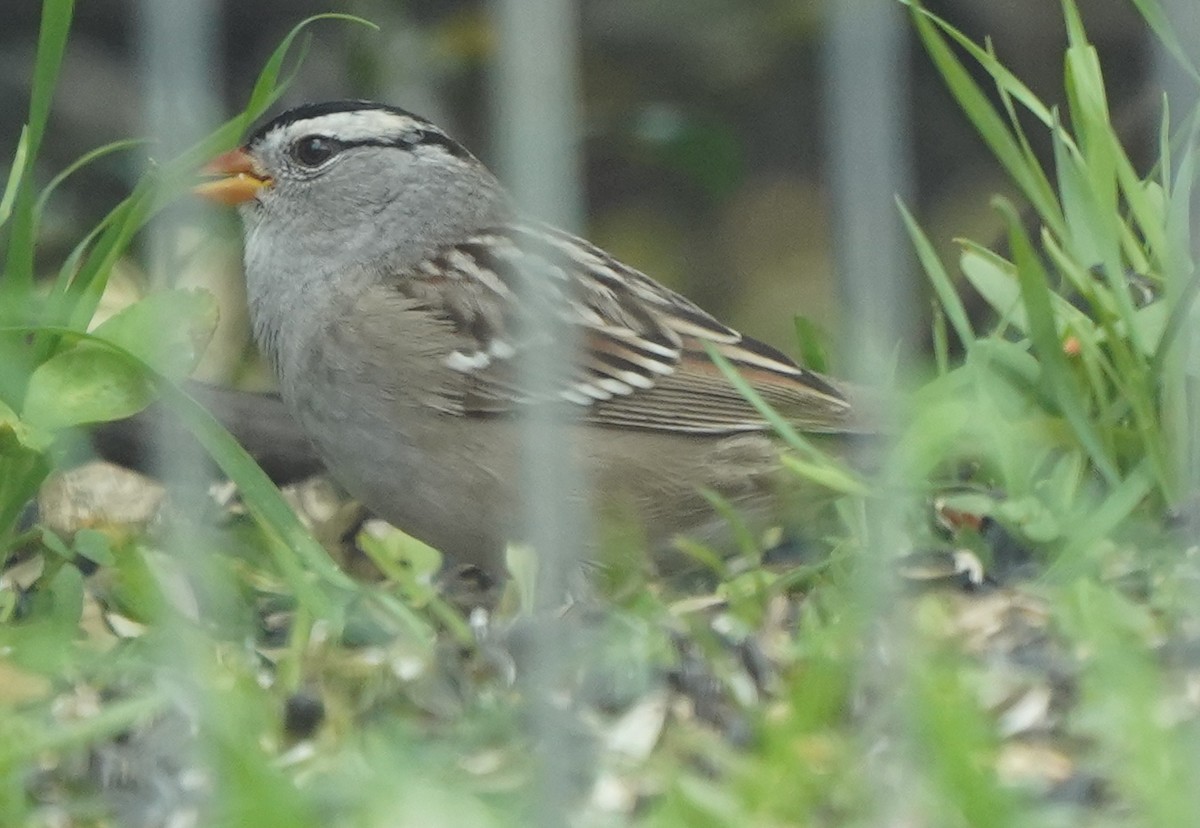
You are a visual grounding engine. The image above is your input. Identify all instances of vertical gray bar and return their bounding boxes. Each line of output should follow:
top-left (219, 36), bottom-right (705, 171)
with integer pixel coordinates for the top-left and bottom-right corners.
top-left (825, 0), bottom-right (915, 380)
top-left (1150, 0), bottom-right (1200, 120)
top-left (492, 0), bottom-right (587, 823)
top-left (138, 0), bottom-right (221, 185)
top-left (824, 0), bottom-right (915, 818)
top-left (133, 0), bottom-right (222, 822)
top-left (492, 0), bottom-right (585, 232)
top-left (136, 0), bottom-right (221, 484)
top-left (491, 2), bottom-right (587, 599)
top-left (1151, 0), bottom-right (1200, 498)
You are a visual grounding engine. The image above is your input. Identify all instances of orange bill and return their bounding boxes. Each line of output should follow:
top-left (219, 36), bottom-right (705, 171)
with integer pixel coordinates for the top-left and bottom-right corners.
top-left (194, 148), bottom-right (271, 205)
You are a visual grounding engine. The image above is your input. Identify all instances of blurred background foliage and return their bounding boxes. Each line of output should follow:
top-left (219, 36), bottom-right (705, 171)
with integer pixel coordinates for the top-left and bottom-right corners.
top-left (0, 0), bottom-right (1160, 374)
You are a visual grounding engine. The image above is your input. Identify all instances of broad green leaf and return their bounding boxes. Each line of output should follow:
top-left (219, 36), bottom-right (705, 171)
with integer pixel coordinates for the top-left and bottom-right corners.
top-left (967, 337), bottom-right (1042, 388)
top-left (23, 343), bottom-right (154, 431)
top-left (356, 527), bottom-right (469, 644)
top-left (958, 245), bottom-right (1092, 345)
top-left (959, 247), bottom-right (1027, 331)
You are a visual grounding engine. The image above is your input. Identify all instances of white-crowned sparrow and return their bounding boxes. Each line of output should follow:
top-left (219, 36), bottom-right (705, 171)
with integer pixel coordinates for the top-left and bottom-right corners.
top-left (197, 100), bottom-right (859, 573)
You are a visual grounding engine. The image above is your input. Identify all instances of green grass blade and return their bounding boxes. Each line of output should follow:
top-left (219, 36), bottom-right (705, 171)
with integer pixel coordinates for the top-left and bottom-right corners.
top-left (2, 0), bottom-right (74, 298)
top-left (898, 199), bottom-right (974, 348)
top-left (1116, 136), bottom-right (1170, 266)
top-left (704, 344), bottom-right (830, 457)
top-left (0, 126), bottom-right (30, 228)
top-left (33, 138), bottom-right (146, 219)
top-left (156, 382), bottom-right (357, 617)
top-left (931, 302), bottom-right (950, 375)
top-left (240, 14), bottom-right (379, 133)
top-left (906, 2), bottom-right (1064, 235)
top-left (1126, 0), bottom-right (1200, 85)
top-left (51, 15), bottom-right (378, 337)
top-left (1052, 118), bottom-right (1112, 271)
top-left (908, 659), bottom-right (1023, 827)
top-left (901, 3), bottom-right (1056, 130)
top-left (792, 316), bottom-right (831, 373)
top-left (998, 198), bottom-right (1120, 485)
top-left (779, 454), bottom-right (870, 497)
top-left (0, 689), bottom-right (169, 774)
top-left (1055, 459), bottom-right (1154, 573)
top-left (1152, 149), bottom-right (1200, 375)
top-left (703, 344), bottom-right (867, 495)
top-left (50, 116), bottom-right (252, 331)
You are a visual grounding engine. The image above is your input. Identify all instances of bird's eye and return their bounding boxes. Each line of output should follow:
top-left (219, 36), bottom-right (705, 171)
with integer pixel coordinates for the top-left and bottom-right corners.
top-left (290, 135), bottom-right (340, 167)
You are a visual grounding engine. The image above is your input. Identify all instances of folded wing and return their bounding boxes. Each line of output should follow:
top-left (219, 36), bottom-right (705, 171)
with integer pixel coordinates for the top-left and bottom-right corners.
top-left (385, 223), bottom-right (855, 435)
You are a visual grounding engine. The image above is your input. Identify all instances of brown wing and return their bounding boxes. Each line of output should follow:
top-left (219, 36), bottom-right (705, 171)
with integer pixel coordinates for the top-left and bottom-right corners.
top-left (388, 223), bottom-right (854, 435)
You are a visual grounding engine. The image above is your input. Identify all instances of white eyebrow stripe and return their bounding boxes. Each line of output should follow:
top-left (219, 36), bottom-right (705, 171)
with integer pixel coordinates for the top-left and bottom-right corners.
top-left (274, 110), bottom-right (427, 145)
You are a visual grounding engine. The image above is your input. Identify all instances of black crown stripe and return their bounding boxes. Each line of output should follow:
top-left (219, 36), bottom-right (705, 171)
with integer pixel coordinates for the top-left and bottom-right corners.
top-left (246, 101), bottom-right (471, 162)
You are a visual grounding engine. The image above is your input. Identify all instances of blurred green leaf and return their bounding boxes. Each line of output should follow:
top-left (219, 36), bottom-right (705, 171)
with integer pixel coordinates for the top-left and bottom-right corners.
top-left (22, 343), bottom-right (153, 431)
top-left (19, 287), bottom-right (217, 434)
top-left (72, 528), bottom-right (114, 567)
top-left (91, 288), bottom-right (219, 378)
top-left (632, 107), bottom-right (743, 200)
top-left (908, 656), bottom-right (1022, 828)
top-left (1058, 579), bottom-right (1200, 823)
top-left (792, 315), bottom-right (831, 373)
